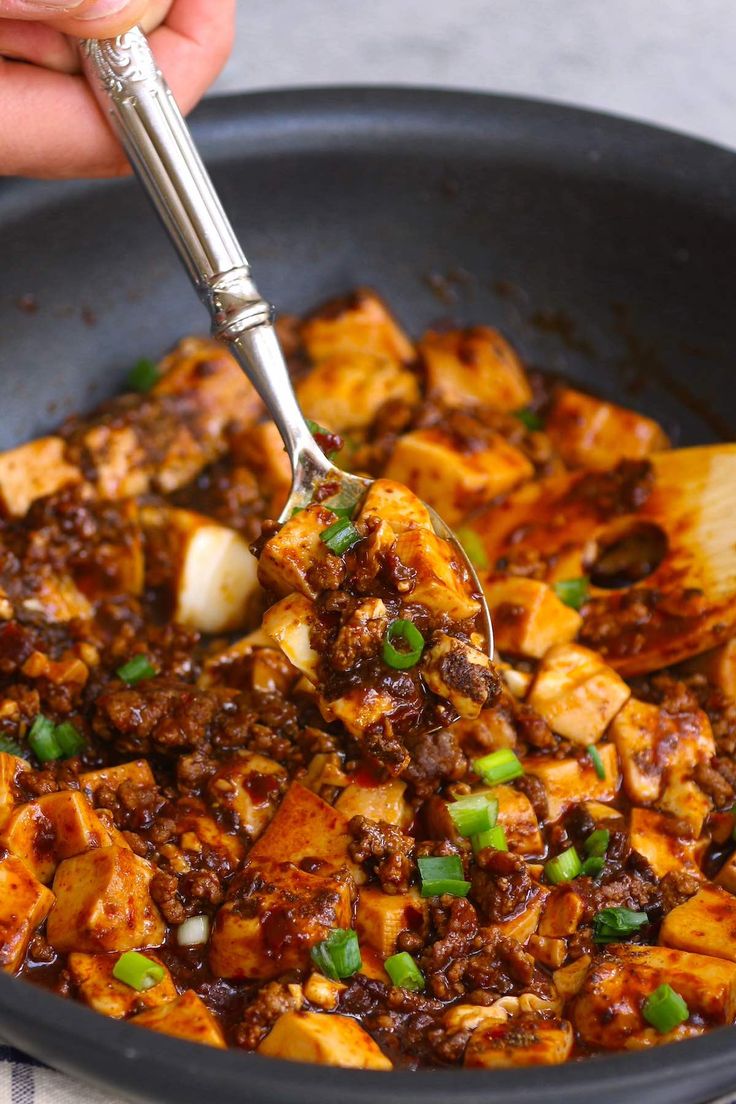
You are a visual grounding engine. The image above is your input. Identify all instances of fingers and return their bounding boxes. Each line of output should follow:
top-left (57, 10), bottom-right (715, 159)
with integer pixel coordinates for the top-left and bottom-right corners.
top-left (0, 19), bottom-right (77, 71)
top-left (0, 0), bottom-right (151, 38)
top-left (0, 0), bottom-right (237, 177)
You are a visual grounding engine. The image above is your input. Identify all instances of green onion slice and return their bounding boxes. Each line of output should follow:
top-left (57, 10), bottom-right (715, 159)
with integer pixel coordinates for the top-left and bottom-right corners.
top-left (128, 358), bottom-right (159, 393)
top-left (310, 928), bottom-right (362, 980)
top-left (319, 517), bottom-right (361, 556)
top-left (0, 736), bottom-right (24, 758)
top-left (584, 828), bottom-right (610, 857)
top-left (53, 722), bottom-right (85, 758)
top-left (113, 950), bottom-right (166, 991)
top-left (581, 856), bottom-right (605, 878)
top-left (553, 577), bottom-right (589, 611)
top-left (471, 824), bottom-right (509, 855)
top-left (642, 983), bottom-right (689, 1034)
top-left (473, 748), bottom-right (524, 786)
top-left (116, 655), bottom-right (157, 685)
top-left (544, 845), bottom-right (583, 885)
top-left (447, 794), bottom-right (498, 838)
top-left (515, 408), bottom-right (544, 431)
top-left (587, 744), bottom-right (606, 779)
top-left (382, 620), bottom-right (425, 670)
top-left (28, 715), bottom-right (62, 763)
top-left (592, 906), bottom-right (648, 944)
top-left (418, 854), bottom-right (470, 898)
top-left (455, 527), bottom-right (489, 571)
top-left (384, 951), bottom-right (425, 991)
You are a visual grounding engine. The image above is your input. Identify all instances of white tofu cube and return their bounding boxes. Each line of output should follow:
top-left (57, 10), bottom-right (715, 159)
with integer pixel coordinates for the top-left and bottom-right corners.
top-left (524, 744), bottom-right (620, 821)
top-left (297, 353), bottom-right (419, 432)
top-left (262, 593), bottom-right (321, 684)
top-left (258, 504), bottom-right (345, 599)
top-left (301, 288), bottom-right (414, 365)
top-left (0, 436), bottom-right (81, 518)
top-left (357, 478), bottom-right (432, 534)
top-left (528, 644), bottom-right (630, 744)
top-left (421, 632), bottom-right (497, 719)
top-left (419, 327), bottom-right (532, 412)
top-left (483, 576), bottom-right (582, 659)
top-left (545, 387), bottom-right (669, 470)
top-left (394, 527), bottom-right (480, 620)
top-left (258, 1010), bottom-right (392, 1069)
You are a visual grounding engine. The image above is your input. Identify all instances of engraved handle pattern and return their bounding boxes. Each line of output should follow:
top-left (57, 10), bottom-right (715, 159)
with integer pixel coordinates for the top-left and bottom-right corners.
top-left (81, 32), bottom-right (159, 98)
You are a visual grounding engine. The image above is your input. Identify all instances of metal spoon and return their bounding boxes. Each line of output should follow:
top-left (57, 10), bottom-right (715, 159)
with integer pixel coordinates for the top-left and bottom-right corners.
top-left (80, 27), bottom-right (493, 655)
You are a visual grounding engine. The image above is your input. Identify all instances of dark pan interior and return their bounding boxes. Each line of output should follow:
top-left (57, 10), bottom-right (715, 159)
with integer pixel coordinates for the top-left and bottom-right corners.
top-left (1, 87), bottom-right (736, 1104)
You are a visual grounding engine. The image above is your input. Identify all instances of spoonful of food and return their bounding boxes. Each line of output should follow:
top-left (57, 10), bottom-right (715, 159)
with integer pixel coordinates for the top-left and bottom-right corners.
top-left (80, 28), bottom-right (497, 770)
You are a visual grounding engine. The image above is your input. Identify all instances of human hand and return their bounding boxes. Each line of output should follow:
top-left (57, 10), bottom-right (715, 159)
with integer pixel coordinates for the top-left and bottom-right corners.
top-left (0, 0), bottom-right (235, 178)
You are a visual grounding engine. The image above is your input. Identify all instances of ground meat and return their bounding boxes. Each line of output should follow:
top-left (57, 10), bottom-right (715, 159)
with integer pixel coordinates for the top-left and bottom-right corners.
top-left (569, 459), bottom-right (653, 517)
top-left (234, 981), bottom-right (304, 1050)
top-left (348, 815), bottom-right (415, 893)
top-left (660, 869), bottom-right (701, 912)
top-left (470, 849), bottom-right (535, 922)
top-left (329, 599), bottom-right (389, 672)
top-left (93, 679), bottom-right (224, 755)
top-left (150, 870), bottom-right (187, 925)
top-left (514, 702), bottom-right (556, 750)
top-left (577, 853), bottom-right (662, 921)
top-left (694, 760), bottom-right (735, 808)
top-left (516, 774), bottom-right (549, 822)
top-left (401, 727), bottom-right (467, 798)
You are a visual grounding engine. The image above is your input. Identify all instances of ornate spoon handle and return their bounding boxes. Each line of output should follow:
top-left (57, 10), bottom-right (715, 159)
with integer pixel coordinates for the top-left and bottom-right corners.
top-left (80, 27), bottom-right (329, 477)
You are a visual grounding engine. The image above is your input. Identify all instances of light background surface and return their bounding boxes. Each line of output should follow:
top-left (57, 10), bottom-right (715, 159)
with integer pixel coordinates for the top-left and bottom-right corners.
top-left (214, 0), bottom-right (735, 149)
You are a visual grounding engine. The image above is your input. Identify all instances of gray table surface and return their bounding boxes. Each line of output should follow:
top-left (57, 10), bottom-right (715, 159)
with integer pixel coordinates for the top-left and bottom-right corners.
top-left (213, 0), bottom-right (736, 151)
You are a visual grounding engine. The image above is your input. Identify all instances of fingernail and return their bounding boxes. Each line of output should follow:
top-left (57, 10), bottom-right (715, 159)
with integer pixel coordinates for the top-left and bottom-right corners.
top-left (18, 0), bottom-right (87, 9)
top-left (75, 0), bottom-right (131, 17)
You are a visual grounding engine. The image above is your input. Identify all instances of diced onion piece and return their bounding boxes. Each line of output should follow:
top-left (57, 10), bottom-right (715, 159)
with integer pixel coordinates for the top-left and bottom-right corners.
top-left (176, 915), bottom-right (211, 947)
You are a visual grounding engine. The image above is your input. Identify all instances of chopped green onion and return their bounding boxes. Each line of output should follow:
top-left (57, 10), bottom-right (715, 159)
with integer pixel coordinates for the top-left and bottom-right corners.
top-left (310, 928), bottom-right (362, 980)
top-left (471, 824), bottom-right (509, 855)
top-left (384, 951), bottom-right (425, 991)
top-left (382, 620), bottom-right (425, 670)
top-left (113, 950), bottom-right (165, 991)
top-left (592, 907), bottom-right (648, 944)
top-left (544, 845), bottom-right (583, 885)
top-left (473, 748), bottom-right (524, 786)
top-left (28, 715), bottom-right (62, 763)
top-left (587, 744), bottom-right (606, 779)
top-left (0, 736), bottom-right (24, 758)
top-left (116, 655), bottom-right (156, 685)
top-left (581, 856), bottom-right (605, 877)
top-left (447, 794), bottom-right (497, 838)
top-left (515, 408), bottom-right (544, 431)
top-left (584, 829), bottom-right (610, 857)
top-left (553, 577), bottom-right (589, 611)
top-left (642, 983), bottom-right (689, 1034)
top-left (53, 722), bottom-right (85, 758)
top-left (418, 855), bottom-right (470, 898)
top-left (319, 517), bottom-right (361, 556)
top-left (128, 358), bottom-right (159, 393)
top-left (456, 527), bottom-right (488, 571)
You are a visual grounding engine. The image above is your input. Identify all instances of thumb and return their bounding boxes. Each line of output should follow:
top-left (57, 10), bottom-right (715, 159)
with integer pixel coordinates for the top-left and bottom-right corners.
top-left (0, 0), bottom-right (150, 36)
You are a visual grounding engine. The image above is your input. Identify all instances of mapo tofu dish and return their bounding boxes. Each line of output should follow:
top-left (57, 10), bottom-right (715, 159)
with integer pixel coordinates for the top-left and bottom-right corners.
top-left (3, 288), bottom-right (736, 1070)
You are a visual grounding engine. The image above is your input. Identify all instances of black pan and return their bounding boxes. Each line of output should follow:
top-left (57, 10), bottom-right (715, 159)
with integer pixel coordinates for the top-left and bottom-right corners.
top-left (1, 87), bottom-right (735, 1104)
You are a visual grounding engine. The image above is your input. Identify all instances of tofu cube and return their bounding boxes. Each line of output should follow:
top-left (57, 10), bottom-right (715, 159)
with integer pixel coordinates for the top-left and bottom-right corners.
top-left (421, 633), bottom-right (496, 719)
top-left (629, 807), bottom-right (705, 878)
top-left (528, 644), bottom-right (630, 744)
top-left (491, 887), bottom-right (548, 945)
top-left (552, 955), bottom-right (591, 1001)
top-left (209, 861), bottom-right (352, 980)
top-left (297, 353), bottom-right (419, 432)
top-left (81, 424), bottom-right (149, 500)
top-left (229, 420), bottom-right (292, 515)
top-left (476, 784), bottom-right (543, 856)
top-left (301, 288), bottom-right (414, 365)
top-left (153, 336), bottom-right (262, 434)
top-left (0, 751), bottom-right (29, 810)
top-left (130, 990), bottom-right (226, 1048)
top-left (1, 791), bottom-right (113, 884)
top-left (527, 935), bottom-right (566, 969)
top-left (384, 427), bottom-right (533, 526)
top-left (356, 887), bottom-right (428, 958)
top-left (262, 593), bottom-right (321, 684)
top-left (80, 760), bottom-right (155, 801)
top-left (524, 744), bottom-right (620, 821)
top-left (573, 944), bottom-right (736, 1050)
top-left (68, 951), bottom-right (176, 1019)
top-left (21, 572), bottom-right (92, 624)
top-left (318, 686), bottom-right (401, 751)
top-left (258, 1010), bottom-right (392, 1069)
top-left (335, 778), bottom-right (411, 828)
top-left (0, 854), bottom-right (55, 972)
top-left (660, 884), bottom-right (736, 961)
top-left (610, 698), bottom-right (715, 805)
top-left (172, 809), bottom-right (244, 871)
top-left (658, 772), bottom-right (712, 837)
top-left (357, 479), bottom-right (432, 534)
top-left (545, 387), bottom-right (669, 471)
top-left (207, 752), bottom-right (287, 839)
top-left (258, 504), bottom-right (345, 599)
top-left (47, 845), bottom-right (165, 954)
top-left (482, 577), bottom-right (582, 659)
top-left (419, 327), bottom-right (532, 412)
top-left (393, 527), bottom-right (481, 621)
top-left (143, 506), bottom-right (260, 633)
top-left (248, 782), bottom-right (355, 877)
top-left (464, 1017), bottom-right (573, 1068)
top-left (684, 639), bottom-right (736, 699)
top-left (0, 436), bottom-right (81, 518)
top-left (303, 973), bottom-right (345, 1011)
top-left (539, 887), bottom-right (585, 937)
